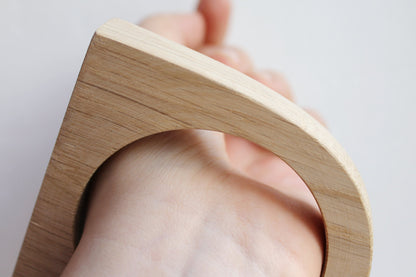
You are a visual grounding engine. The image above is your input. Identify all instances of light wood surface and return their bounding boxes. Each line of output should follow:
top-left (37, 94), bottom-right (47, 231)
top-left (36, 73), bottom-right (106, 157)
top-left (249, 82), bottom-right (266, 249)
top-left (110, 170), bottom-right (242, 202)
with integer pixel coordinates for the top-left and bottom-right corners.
top-left (13, 18), bottom-right (373, 276)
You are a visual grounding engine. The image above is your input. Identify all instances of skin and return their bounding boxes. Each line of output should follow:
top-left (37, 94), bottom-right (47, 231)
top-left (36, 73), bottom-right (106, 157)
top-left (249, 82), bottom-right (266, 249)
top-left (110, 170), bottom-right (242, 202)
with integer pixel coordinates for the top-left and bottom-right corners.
top-left (62, 0), bottom-right (325, 276)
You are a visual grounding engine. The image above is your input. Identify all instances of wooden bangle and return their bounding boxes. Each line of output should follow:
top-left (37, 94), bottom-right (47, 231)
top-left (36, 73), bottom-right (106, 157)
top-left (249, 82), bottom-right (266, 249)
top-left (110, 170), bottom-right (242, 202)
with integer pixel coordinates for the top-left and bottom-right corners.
top-left (13, 19), bottom-right (372, 276)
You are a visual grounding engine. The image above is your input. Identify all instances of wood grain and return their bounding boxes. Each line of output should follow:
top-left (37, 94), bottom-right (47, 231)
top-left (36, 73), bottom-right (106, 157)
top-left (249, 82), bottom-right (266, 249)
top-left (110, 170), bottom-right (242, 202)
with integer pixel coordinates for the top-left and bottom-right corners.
top-left (13, 18), bottom-right (373, 276)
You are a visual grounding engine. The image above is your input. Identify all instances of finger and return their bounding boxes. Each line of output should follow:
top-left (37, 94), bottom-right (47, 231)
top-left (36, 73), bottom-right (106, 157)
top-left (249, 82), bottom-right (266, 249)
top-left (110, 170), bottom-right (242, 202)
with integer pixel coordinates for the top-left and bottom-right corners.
top-left (197, 0), bottom-right (232, 44)
top-left (304, 108), bottom-right (327, 127)
top-left (224, 133), bottom-right (283, 180)
top-left (199, 45), bottom-right (253, 73)
top-left (248, 70), bottom-right (295, 101)
top-left (139, 13), bottom-right (206, 49)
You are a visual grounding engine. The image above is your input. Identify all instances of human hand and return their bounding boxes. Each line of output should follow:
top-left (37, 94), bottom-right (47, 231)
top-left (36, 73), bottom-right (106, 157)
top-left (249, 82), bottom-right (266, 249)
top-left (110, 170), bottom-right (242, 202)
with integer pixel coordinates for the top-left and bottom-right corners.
top-left (63, 0), bottom-right (325, 276)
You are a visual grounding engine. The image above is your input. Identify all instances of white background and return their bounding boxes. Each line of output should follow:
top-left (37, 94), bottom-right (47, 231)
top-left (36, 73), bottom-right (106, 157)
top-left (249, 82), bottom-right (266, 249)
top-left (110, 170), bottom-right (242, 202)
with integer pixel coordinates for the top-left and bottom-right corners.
top-left (1, 0), bottom-right (415, 276)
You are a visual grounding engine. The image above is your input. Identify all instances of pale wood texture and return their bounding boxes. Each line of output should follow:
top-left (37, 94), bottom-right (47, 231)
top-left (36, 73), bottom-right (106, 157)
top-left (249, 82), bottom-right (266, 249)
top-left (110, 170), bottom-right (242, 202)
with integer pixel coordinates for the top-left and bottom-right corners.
top-left (13, 19), bottom-right (373, 276)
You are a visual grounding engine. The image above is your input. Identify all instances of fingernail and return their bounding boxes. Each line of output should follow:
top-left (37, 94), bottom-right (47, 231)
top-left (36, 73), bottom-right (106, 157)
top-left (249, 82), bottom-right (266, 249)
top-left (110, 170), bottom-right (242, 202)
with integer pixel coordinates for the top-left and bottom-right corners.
top-left (219, 46), bottom-right (241, 68)
top-left (258, 70), bottom-right (275, 82)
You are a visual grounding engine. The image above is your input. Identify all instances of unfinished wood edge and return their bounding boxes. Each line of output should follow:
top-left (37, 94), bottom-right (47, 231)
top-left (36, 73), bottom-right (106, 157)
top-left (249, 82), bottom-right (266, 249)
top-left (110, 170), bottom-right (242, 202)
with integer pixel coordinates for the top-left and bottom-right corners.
top-left (13, 18), bottom-right (373, 277)
top-left (98, 18), bottom-right (373, 222)
top-left (95, 19), bottom-right (373, 276)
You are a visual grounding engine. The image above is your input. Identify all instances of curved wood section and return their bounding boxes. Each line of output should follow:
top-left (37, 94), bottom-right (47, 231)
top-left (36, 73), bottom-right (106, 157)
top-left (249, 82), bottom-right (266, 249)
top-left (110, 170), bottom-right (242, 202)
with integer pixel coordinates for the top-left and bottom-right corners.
top-left (14, 19), bottom-right (372, 276)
